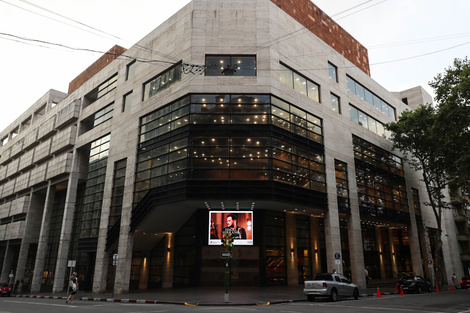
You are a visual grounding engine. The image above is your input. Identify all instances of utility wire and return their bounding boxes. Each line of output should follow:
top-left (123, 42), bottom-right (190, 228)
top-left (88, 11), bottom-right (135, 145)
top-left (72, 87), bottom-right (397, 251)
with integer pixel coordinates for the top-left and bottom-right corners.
top-left (1, 0), bottom-right (180, 63)
top-left (370, 41), bottom-right (470, 66)
top-left (331, 0), bottom-right (374, 17)
top-left (335, 0), bottom-right (387, 21)
top-left (0, 32), bottom-right (182, 66)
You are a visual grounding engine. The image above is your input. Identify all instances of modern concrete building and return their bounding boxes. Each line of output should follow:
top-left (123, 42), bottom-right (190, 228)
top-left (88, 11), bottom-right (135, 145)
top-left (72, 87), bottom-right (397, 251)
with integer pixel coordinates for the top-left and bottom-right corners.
top-left (0, 0), bottom-right (464, 294)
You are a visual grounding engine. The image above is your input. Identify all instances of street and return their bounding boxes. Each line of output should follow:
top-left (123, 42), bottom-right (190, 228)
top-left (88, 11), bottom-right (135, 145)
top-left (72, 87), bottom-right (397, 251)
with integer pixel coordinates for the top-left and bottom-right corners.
top-left (0, 290), bottom-right (469, 313)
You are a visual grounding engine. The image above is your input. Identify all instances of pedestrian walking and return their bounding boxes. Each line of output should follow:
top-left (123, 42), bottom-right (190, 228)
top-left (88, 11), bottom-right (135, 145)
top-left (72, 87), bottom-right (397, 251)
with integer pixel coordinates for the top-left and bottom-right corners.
top-left (66, 272), bottom-right (79, 304)
top-left (451, 273), bottom-right (458, 289)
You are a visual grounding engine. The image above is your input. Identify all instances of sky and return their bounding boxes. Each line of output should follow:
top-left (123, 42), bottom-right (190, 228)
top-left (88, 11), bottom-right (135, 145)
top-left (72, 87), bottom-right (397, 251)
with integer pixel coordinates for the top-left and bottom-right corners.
top-left (0, 0), bottom-right (469, 131)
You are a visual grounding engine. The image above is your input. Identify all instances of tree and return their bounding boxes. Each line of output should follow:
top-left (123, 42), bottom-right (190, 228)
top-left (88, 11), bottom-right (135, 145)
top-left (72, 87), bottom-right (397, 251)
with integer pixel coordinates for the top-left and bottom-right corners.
top-left (429, 57), bottom-right (470, 198)
top-left (386, 58), bottom-right (470, 287)
top-left (386, 104), bottom-right (448, 287)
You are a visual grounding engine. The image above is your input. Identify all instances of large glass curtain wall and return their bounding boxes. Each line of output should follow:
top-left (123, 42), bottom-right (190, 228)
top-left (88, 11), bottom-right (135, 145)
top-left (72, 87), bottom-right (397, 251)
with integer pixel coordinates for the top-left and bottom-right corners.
top-left (135, 94), bottom-right (325, 204)
top-left (353, 136), bottom-right (409, 223)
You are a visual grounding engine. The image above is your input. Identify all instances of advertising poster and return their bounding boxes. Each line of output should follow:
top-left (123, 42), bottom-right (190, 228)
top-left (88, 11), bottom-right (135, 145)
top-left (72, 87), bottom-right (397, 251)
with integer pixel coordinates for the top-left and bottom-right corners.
top-left (208, 211), bottom-right (253, 245)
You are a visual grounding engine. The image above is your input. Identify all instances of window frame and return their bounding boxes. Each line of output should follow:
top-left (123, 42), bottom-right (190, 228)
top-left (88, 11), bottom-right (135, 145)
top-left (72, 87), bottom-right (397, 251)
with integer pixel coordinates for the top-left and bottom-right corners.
top-left (205, 55), bottom-right (257, 76)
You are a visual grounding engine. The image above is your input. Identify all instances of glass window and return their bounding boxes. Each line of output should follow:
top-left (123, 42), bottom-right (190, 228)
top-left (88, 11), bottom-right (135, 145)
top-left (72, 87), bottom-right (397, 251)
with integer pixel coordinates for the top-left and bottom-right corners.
top-left (293, 73), bottom-right (307, 95)
top-left (126, 60), bottom-right (136, 81)
top-left (349, 106), bottom-right (359, 124)
top-left (279, 64), bottom-right (293, 87)
top-left (365, 89), bottom-right (373, 105)
top-left (367, 116), bottom-right (377, 133)
top-left (280, 63), bottom-right (321, 103)
top-left (137, 94), bottom-right (326, 195)
top-left (330, 93), bottom-right (340, 113)
top-left (205, 55), bottom-right (256, 76)
top-left (356, 84), bottom-right (365, 100)
top-left (347, 76), bottom-right (356, 93)
top-left (307, 81), bottom-right (320, 102)
top-left (233, 56), bottom-right (256, 76)
top-left (328, 62), bottom-right (338, 82)
top-left (388, 106), bottom-right (396, 120)
top-left (123, 91), bottom-right (133, 112)
top-left (96, 74), bottom-right (118, 99)
top-left (358, 111), bottom-right (368, 129)
top-left (348, 75), bottom-right (396, 120)
top-left (143, 64), bottom-right (182, 101)
top-left (376, 122), bottom-right (385, 138)
top-left (373, 95), bottom-right (382, 110)
top-left (93, 103), bottom-right (114, 127)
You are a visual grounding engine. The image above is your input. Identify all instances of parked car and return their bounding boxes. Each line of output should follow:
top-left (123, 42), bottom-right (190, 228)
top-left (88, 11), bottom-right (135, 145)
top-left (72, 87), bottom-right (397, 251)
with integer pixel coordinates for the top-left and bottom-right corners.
top-left (0, 282), bottom-right (12, 296)
top-left (398, 274), bottom-right (432, 294)
top-left (304, 273), bottom-right (359, 302)
top-left (461, 276), bottom-right (470, 289)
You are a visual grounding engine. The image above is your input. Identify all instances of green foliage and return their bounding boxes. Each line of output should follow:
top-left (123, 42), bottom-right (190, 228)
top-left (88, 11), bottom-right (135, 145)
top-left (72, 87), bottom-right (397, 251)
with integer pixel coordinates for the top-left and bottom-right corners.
top-left (385, 57), bottom-right (470, 287)
top-left (429, 57), bottom-right (470, 196)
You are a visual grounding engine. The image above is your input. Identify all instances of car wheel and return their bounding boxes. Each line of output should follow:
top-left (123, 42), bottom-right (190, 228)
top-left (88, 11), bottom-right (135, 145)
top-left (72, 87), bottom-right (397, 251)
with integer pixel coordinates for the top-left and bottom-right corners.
top-left (353, 288), bottom-right (359, 300)
top-left (307, 295), bottom-right (315, 302)
top-left (330, 289), bottom-right (338, 302)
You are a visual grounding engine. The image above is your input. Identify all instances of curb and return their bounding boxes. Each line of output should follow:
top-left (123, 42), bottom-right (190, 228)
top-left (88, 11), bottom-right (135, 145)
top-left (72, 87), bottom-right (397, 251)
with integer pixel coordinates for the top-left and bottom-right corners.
top-left (18, 289), bottom-right (444, 306)
top-left (14, 294), bottom-right (306, 306)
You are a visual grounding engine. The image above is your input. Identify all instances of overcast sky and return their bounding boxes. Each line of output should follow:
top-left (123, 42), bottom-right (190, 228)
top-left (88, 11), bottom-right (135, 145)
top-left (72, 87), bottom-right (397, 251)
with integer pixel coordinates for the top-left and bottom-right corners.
top-left (0, 0), bottom-right (468, 132)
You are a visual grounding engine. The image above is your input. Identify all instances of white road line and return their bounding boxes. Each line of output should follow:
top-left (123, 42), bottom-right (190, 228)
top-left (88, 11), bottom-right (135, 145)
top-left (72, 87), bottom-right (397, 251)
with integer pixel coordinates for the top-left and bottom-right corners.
top-left (4, 299), bottom-right (78, 307)
top-left (317, 303), bottom-right (446, 313)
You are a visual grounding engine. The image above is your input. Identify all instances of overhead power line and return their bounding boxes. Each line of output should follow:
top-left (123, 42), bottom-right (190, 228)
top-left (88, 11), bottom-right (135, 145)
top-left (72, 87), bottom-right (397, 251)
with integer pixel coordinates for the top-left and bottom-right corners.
top-left (0, 0), bottom-right (180, 63)
top-left (0, 32), bottom-right (177, 65)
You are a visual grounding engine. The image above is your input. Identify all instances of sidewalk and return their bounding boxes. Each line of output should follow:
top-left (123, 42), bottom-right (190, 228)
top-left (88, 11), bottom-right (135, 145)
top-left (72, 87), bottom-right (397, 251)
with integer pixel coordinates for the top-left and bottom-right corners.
top-left (12, 284), bottom-right (401, 306)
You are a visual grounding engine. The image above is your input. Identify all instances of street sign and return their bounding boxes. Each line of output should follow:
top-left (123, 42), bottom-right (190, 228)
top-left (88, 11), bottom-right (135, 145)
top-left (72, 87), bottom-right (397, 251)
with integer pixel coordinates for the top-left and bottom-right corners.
top-left (67, 260), bottom-right (76, 267)
top-left (113, 254), bottom-right (118, 261)
top-left (334, 253), bottom-right (341, 259)
top-left (221, 251), bottom-right (232, 258)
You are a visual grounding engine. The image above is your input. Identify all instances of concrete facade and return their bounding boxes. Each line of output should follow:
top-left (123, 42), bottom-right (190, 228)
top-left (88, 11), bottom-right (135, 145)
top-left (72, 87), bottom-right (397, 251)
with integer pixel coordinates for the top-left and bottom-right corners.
top-left (0, 0), bottom-right (463, 294)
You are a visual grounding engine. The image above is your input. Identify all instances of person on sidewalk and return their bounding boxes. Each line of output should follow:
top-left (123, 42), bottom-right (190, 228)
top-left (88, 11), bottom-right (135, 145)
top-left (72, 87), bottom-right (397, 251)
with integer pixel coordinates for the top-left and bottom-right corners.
top-left (451, 273), bottom-right (458, 289)
top-left (66, 272), bottom-right (79, 304)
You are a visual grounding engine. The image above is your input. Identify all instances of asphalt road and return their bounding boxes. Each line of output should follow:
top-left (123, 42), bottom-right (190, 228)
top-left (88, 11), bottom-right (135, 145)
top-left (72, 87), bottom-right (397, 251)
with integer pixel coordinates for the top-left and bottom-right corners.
top-left (0, 289), bottom-right (469, 313)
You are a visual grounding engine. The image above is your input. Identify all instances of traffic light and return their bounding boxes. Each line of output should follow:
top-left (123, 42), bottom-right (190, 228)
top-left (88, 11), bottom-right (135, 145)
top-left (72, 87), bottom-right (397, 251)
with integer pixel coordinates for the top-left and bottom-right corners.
top-left (221, 232), bottom-right (234, 251)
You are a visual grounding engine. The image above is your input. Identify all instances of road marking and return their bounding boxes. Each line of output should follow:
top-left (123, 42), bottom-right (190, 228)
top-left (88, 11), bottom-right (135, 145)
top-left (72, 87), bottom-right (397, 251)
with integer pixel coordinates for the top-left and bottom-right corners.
top-left (4, 300), bottom-right (78, 307)
top-left (317, 303), bottom-right (446, 313)
top-left (125, 310), bottom-right (169, 313)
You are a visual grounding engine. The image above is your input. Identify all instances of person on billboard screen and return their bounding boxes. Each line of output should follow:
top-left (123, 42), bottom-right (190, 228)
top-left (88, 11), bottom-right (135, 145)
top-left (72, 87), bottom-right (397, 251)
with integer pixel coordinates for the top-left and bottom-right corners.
top-left (223, 213), bottom-right (247, 239)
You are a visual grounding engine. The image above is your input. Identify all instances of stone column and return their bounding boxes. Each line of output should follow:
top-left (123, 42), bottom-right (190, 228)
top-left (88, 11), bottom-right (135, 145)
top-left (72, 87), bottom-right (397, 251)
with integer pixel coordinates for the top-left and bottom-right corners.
top-left (0, 242), bottom-right (13, 283)
top-left (324, 199), bottom-right (342, 274)
top-left (310, 216), bottom-right (321, 275)
top-left (92, 158), bottom-right (115, 294)
top-left (375, 226), bottom-right (386, 279)
top-left (388, 228), bottom-right (398, 278)
top-left (324, 154), bottom-right (342, 275)
top-left (52, 171), bottom-right (81, 293)
top-left (162, 233), bottom-right (175, 288)
top-left (31, 181), bottom-right (55, 293)
top-left (347, 161), bottom-right (366, 289)
top-left (285, 213), bottom-right (297, 285)
top-left (15, 194), bottom-right (40, 283)
top-left (407, 195), bottom-right (423, 277)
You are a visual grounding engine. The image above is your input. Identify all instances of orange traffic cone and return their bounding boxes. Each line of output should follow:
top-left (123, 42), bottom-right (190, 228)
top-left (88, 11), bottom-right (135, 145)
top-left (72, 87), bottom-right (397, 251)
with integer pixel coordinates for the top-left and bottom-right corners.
top-left (377, 286), bottom-right (382, 298)
top-left (395, 284), bottom-right (399, 293)
top-left (450, 285), bottom-right (454, 291)
top-left (400, 286), bottom-right (405, 295)
top-left (436, 285), bottom-right (440, 292)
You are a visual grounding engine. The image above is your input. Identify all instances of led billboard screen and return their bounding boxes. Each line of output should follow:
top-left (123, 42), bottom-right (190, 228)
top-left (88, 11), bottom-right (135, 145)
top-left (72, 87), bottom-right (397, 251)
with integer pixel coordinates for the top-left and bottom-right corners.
top-left (208, 211), bottom-right (253, 245)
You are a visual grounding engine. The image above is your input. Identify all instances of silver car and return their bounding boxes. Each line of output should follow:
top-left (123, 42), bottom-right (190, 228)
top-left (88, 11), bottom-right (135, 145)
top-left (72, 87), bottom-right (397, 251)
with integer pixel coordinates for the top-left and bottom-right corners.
top-left (304, 273), bottom-right (359, 301)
